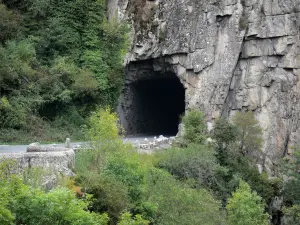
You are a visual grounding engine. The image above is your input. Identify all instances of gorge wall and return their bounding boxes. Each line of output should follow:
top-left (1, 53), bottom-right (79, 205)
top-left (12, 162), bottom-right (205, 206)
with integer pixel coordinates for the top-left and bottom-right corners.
top-left (111, 0), bottom-right (300, 173)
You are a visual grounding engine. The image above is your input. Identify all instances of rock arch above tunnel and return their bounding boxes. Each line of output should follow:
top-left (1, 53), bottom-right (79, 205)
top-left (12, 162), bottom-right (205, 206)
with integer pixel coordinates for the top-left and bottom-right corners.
top-left (118, 60), bottom-right (185, 136)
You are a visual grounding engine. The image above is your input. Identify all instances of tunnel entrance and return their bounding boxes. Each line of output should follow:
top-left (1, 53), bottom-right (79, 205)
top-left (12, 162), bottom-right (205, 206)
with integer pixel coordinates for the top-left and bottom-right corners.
top-left (122, 72), bottom-right (185, 136)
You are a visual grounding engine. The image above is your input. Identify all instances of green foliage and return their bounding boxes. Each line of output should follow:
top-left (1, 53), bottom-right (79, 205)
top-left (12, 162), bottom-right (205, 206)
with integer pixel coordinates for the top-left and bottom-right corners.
top-left (0, 205), bottom-right (14, 225)
top-left (212, 118), bottom-right (238, 165)
top-left (182, 109), bottom-right (207, 144)
top-left (76, 108), bottom-right (141, 222)
top-left (75, 109), bottom-right (226, 224)
top-left (226, 180), bottom-right (269, 225)
top-left (283, 204), bottom-right (300, 225)
top-left (281, 147), bottom-right (300, 223)
top-left (76, 148), bottom-right (149, 223)
top-left (0, 160), bottom-right (109, 225)
top-left (156, 144), bottom-right (236, 200)
top-left (21, 166), bottom-right (50, 189)
top-left (84, 174), bottom-right (131, 223)
top-left (118, 212), bottom-right (149, 225)
top-left (86, 107), bottom-right (124, 147)
top-left (76, 148), bottom-right (146, 222)
top-left (219, 146), bottom-right (282, 205)
top-left (0, 3), bottom-right (20, 43)
top-left (145, 168), bottom-right (226, 225)
top-left (13, 188), bottom-right (109, 225)
top-left (0, 160), bottom-right (18, 225)
top-left (283, 147), bottom-right (300, 199)
top-left (233, 111), bottom-right (263, 156)
top-left (103, 152), bottom-right (146, 204)
top-left (0, 0), bottom-right (129, 143)
top-left (210, 115), bottom-right (281, 204)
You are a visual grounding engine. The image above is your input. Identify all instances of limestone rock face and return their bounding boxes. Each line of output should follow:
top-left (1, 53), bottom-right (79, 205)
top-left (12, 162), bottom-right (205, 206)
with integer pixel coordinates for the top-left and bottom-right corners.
top-left (109, 0), bottom-right (300, 173)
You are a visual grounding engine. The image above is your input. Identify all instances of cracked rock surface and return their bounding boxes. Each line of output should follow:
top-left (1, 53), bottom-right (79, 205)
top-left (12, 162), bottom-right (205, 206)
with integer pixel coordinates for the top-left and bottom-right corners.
top-left (0, 144), bottom-right (75, 189)
top-left (110, 0), bottom-right (300, 173)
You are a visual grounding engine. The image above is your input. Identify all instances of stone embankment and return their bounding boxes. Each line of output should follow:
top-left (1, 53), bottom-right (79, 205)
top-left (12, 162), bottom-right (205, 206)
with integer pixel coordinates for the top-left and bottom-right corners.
top-left (0, 140), bottom-right (75, 188)
top-left (0, 136), bottom-right (174, 182)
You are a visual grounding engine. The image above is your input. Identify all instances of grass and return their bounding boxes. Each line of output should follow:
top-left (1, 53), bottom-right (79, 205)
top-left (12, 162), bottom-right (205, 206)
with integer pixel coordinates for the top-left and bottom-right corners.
top-left (0, 126), bottom-right (85, 145)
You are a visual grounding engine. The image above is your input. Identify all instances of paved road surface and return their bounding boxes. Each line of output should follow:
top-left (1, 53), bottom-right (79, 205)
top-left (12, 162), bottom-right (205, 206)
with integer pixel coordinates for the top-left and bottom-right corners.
top-left (0, 136), bottom-right (159, 153)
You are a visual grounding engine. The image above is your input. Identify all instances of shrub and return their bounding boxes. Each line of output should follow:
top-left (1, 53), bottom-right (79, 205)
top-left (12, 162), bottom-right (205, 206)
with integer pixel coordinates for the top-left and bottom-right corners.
top-left (226, 180), bottom-right (269, 225)
top-left (13, 188), bottom-right (109, 225)
top-left (182, 109), bottom-right (207, 144)
top-left (0, 3), bottom-right (20, 43)
top-left (155, 144), bottom-right (235, 199)
top-left (283, 204), bottom-right (300, 225)
top-left (0, 0), bottom-right (130, 144)
top-left (212, 118), bottom-right (238, 165)
top-left (85, 107), bottom-right (124, 150)
top-left (233, 111), bottom-right (263, 156)
top-left (0, 160), bottom-right (108, 225)
top-left (84, 174), bottom-right (131, 223)
top-left (118, 212), bottom-right (149, 225)
top-left (145, 168), bottom-right (226, 225)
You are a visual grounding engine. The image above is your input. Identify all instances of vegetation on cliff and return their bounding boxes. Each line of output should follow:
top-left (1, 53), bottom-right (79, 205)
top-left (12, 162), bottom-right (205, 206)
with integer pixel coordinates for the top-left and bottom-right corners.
top-left (0, 0), bottom-right (129, 143)
top-left (1, 108), bottom-right (300, 224)
top-left (0, 0), bottom-right (299, 224)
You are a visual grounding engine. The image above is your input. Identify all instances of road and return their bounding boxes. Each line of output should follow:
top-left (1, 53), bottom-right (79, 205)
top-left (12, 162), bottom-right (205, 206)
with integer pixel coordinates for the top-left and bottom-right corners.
top-left (0, 136), bottom-right (158, 153)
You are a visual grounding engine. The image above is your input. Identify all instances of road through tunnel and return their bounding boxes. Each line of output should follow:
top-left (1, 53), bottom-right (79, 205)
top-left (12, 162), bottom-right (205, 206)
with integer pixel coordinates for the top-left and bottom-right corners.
top-left (120, 67), bottom-right (185, 136)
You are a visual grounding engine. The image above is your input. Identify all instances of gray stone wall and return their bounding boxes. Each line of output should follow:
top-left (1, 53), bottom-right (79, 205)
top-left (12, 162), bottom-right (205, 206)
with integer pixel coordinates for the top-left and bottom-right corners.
top-left (110, 0), bottom-right (300, 173)
top-left (0, 146), bottom-right (75, 188)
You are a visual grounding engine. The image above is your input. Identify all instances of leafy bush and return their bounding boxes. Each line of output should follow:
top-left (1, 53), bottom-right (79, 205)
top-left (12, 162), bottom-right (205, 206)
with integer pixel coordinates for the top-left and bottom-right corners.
top-left (156, 144), bottom-right (237, 200)
top-left (85, 174), bottom-right (131, 223)
top-left (86, 107), bottom-right (124, 147)
top-left (233, 111), bottom-right (263, 156)
top-left (226, 180), bottom-right (269, 225)
top-left (281, 147), bottom-right (300, 205)
top-left (281, 147), bottom-right (300, 224)
top-left (182, 109), bottom-right (207, 144)
top-left (235, 161), bottom-right (282, 205)
top-left (0, 3), bottom-right (20, 43)
top-left (0, 160), bottom-right (108, 225)
top-left (145, 168), bottom-right (226, 225)
top-left (0, 0), bottom-right (130, 143)
top-left (283, 204), bottom-right (300, 225)
top-left (212, 118), bottom-right (238, 165)
top-left (118, 212), bottom-right (149, 225)
top-left (13, 188), bottom-right (109, 225)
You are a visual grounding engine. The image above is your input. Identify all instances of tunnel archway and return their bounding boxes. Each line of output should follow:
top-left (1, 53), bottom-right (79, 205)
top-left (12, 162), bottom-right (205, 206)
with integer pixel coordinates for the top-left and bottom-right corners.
top-left (121, 70), bottom-right (185, 136)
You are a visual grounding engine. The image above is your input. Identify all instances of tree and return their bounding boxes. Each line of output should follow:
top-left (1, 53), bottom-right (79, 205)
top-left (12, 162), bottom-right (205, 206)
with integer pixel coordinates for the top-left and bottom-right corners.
top-left (0, 160), bottom-right (109, 225)
top-left (156, 144), bottom-right (235, 200)
top-left (226, 180), bottom-right (269, 225)
top-left (182, 109), bottom-right (207, 144)
top-left (233, 111), bottom-right (263, 156)
top-left (212, 118), bottom-right (238, 165)
top-left (283, 204), bottom-right (300, 225)
top-left (282, 147), bottom-right (300, 204)
top-left (145, 168), bottom-right (226, 225)
top-left (281, 147), bottom-right (300, 224)
top-left (0, 3), bottom-right (20, 44)
top-left (0, 0), bottom-right (130, 143)
top-left (118, 212), bottom-right (149, 225)
top-left (13, 188), bottom-right (109, 225)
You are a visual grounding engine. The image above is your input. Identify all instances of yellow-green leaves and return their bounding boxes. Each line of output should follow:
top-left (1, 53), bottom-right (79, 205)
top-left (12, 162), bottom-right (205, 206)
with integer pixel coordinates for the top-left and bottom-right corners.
top-left (226, 180), bottom-right (269, 225)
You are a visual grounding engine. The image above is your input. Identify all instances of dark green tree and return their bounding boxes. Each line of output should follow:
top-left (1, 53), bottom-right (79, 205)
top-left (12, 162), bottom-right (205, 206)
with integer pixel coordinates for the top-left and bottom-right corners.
top-left (233, 111), bottom-right (263, 156)
top-left (212, 118), bottom-right (238, 165)
top-left (182, 109), bottom-right (207, 144)
top-left (226, 180), bottom-right (269, 225)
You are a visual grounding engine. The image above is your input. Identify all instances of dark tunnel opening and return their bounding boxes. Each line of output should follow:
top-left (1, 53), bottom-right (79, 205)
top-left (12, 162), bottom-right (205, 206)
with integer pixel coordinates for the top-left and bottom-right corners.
top-left (129, 74), bottom-right (185, 136)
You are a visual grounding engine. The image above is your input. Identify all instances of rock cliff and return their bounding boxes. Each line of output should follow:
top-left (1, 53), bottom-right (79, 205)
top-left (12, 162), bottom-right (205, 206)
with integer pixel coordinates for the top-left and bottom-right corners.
top-left (111, 0), bottom-right (300, 173)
